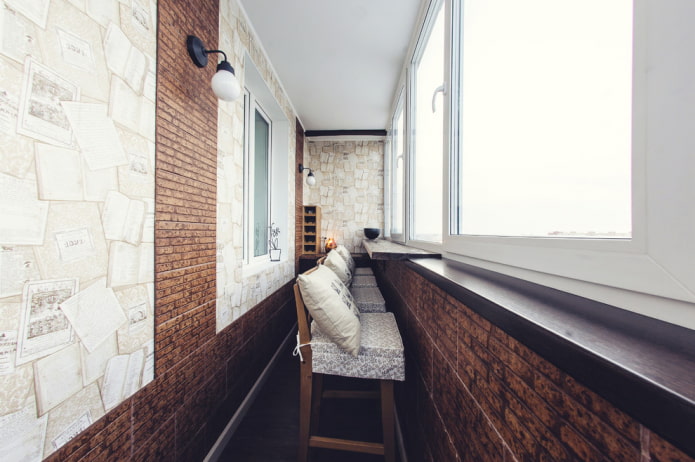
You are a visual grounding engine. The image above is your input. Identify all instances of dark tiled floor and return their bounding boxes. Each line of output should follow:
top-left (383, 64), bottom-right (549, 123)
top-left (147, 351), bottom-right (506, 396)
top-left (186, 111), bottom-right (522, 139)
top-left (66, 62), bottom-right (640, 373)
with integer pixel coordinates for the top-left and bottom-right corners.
top-left (219, 342), bottom-right (398, 462)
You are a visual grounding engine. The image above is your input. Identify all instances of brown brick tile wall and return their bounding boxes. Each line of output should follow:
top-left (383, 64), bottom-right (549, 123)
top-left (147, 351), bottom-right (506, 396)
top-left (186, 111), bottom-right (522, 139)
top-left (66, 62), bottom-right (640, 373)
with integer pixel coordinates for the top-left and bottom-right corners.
top-left (45, 1), bottom-right (297, 460)
top-left (295, 118), bottom-right (305, 275)
top-left (376, 260), bottom-right (694, 462)
top-left (49, 283), bottom-right (295, 462)
top-left (131, 417), bottom-right (176, 462)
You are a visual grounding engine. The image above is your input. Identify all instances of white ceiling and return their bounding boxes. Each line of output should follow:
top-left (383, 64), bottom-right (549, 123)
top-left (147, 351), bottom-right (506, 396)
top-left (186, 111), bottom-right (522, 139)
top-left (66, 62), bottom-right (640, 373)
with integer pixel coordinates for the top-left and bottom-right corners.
top-left (238, 0), bottom-right (423, 131)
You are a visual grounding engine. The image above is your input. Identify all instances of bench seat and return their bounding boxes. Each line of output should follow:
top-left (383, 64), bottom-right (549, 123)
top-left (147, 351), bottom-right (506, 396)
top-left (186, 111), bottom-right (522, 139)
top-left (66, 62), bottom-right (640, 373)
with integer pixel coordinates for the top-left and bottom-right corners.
top-left (310, 312), bottom-right (405, 381)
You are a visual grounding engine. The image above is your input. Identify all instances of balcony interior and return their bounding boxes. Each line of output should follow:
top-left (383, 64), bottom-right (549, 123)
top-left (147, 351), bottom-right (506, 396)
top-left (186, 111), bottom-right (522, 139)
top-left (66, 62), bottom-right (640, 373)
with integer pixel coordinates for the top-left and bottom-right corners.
top-left (0, 1), bottom-right (693, 462)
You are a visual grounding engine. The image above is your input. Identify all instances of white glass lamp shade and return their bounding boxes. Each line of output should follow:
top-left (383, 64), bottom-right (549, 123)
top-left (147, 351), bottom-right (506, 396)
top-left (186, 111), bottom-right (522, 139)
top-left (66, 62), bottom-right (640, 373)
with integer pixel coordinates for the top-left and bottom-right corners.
top-left (306, 172), bottom-right (316, 186)
top-left (211, 61), bottom-right (241, 101)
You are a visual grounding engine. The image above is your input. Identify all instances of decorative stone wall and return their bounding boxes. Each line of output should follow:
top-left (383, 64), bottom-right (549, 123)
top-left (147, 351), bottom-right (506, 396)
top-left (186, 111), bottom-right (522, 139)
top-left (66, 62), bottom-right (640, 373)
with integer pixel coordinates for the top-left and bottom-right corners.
top-left (304, 140), bottom-right (384, 253)
top-left (215, 0), bottom-right (297, 333)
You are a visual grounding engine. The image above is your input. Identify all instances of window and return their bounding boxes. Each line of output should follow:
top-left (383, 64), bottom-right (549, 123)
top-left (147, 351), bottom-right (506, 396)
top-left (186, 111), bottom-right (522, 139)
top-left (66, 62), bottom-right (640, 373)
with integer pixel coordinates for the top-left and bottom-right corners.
top-left (447, 0), bottom-right (638, 280)
top-left (388, 0), bottom-right (695, 328)
top-left (410, 1), bottom-right (446, 243)
top-left (250, 106), bottom-right (271, 257)
top-left (454, 0), bottom-right (632, 239)
top-left (244, 92), bottom-right (272, 262)
top-left (390, 90), bottom-right (405, 240)
top-left (242, 55), bottom-right (289, 267)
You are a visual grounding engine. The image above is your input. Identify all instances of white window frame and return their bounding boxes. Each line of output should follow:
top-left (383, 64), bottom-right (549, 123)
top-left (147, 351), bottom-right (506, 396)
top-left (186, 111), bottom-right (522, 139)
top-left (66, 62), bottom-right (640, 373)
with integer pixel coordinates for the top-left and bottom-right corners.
top-left (407, 0), bottom-right (448, 249)
top-left (243, 92), bottom-right (273, 264)
top-left (390, 88), bottom-right (406, 242)
top-left (446, 1), bottom-right (646, 289)
top-left (392, 0), bottom-right (695, 328)
top-left (241, 54), bottom-right (290, 272)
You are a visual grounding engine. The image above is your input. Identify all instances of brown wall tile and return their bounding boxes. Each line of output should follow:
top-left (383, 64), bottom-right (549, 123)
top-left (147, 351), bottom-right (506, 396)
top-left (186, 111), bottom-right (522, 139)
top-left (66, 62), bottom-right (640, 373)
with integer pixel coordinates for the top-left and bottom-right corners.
top-left (650, 429), bottom-right (692, 462)
top-left (376, 261), bottom-right (695, 462)
top-left (131, 417), bottom-right (176, 462)
top-left (295, 118), bottom-right (305, 275)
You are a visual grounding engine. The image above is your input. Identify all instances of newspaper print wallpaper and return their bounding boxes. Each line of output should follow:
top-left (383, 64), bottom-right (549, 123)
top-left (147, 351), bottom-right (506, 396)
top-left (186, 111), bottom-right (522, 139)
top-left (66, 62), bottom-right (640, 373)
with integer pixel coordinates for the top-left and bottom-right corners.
top-left (215, 0), bottom-right (297, 333)
top-left (0, 0), bottom-right (156, 459)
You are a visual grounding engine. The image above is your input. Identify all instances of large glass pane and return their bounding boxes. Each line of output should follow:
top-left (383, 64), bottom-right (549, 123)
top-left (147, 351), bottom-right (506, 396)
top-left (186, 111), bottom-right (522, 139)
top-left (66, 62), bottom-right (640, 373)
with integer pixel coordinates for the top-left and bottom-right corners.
top-left (253, 109), bottom-right (270, 256)
top-left (458, 0), bottom-right (632, 238)
top-left (391, 103), bottom-right (405, 236)
top-left (412, 5), bottom-right (445, 242)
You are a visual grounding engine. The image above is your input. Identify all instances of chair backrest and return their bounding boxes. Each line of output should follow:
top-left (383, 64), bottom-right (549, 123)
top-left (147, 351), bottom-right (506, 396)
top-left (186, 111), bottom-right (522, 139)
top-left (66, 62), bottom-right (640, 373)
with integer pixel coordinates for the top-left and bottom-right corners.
top-left (294, 265), bottom-right (319, 349)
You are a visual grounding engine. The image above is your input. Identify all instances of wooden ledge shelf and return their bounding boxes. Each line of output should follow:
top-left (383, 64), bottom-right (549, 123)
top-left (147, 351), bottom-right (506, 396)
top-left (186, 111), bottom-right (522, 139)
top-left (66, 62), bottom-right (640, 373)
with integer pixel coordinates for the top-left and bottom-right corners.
top-left (362, 239), bottom-right (441, 261)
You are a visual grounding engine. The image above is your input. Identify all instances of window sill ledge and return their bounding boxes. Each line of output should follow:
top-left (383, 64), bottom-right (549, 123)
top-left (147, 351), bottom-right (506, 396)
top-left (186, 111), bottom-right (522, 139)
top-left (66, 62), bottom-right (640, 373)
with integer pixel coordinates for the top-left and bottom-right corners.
top-left (406, 258), bottom-right (695, 458)
top-left (362, 238), bottom-right (441, 260)
top-left (242, 258), bottom-right (286, 278)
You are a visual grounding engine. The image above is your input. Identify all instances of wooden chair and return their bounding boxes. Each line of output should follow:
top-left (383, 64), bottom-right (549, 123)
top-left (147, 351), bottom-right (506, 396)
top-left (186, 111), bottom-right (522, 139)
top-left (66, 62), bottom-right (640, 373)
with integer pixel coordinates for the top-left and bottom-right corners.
top-left (293, 268), bottom-right (405, 462)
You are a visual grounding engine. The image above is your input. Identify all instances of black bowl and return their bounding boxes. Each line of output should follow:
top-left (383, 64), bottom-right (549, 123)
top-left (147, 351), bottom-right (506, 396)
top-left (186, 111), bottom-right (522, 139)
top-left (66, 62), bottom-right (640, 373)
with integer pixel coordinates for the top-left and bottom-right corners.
top-left (364, 228), bottom-right (380, 240)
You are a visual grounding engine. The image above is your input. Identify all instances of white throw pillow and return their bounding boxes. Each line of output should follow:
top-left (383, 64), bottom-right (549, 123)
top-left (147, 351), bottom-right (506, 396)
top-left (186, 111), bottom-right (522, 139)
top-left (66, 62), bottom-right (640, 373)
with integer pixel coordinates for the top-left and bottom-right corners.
top-left (297, 265), bottom-right (361, 356)
top-left (324, 249), bottom-right (352, 286)
top-left (334, 245), bottom-right (356, 274)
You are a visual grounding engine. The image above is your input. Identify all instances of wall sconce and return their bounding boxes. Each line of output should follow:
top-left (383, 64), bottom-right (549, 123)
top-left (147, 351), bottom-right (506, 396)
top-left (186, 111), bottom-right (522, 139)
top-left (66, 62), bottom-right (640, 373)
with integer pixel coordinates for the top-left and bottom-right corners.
top-left (187, 35), bottom-right (241, 101)
top-left (298, 164), bottom-right (316, 186)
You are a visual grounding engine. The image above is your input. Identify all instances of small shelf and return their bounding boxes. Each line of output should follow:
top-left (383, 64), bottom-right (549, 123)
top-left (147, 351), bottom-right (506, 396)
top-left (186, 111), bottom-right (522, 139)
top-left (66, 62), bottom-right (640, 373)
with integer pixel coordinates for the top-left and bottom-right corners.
top-left (302, 205), bottom-right (321, 255)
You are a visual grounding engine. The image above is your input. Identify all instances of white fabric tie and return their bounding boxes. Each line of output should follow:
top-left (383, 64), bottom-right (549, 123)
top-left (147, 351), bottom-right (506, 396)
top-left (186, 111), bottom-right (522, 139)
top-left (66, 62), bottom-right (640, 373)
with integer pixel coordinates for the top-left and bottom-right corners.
top-left (293, 333), bottom-right (311, 362)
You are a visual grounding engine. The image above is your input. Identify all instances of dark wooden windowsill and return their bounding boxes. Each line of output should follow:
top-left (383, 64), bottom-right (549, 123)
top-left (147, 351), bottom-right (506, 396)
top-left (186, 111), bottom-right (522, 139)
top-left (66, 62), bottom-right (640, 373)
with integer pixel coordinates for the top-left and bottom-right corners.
top-left (362, 239), bottom-right (441, 260)
top-left (406, 258), bottom-right (695, 458)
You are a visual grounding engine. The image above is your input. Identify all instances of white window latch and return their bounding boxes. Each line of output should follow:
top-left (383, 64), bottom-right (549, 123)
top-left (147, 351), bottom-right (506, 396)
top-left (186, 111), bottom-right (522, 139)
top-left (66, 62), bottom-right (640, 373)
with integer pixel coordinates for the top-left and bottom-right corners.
top-left (431, 83), bottom-right (446, 113)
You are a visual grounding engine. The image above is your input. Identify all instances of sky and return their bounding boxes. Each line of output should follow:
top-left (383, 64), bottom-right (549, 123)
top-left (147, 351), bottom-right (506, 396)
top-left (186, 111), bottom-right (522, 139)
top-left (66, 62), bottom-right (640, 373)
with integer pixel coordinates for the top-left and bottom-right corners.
top-left (459, 0), bottom-right (633, 238)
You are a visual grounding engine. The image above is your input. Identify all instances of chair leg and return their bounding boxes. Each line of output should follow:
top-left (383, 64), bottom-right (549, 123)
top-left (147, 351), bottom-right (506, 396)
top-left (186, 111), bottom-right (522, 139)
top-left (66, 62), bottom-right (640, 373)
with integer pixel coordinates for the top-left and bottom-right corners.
top-left (380, 380), bottom-right (395, 462)
top-left (310, 373), bottom-right (323, 435)
top-left (298, 363), bottom-right (313, 462)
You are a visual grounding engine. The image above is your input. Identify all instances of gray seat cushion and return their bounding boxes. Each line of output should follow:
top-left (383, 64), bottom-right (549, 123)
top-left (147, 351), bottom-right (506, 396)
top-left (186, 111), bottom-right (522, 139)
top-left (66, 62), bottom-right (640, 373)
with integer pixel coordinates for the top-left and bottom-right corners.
top-left (354, 267), bottom-right (374, 276)
top-left (351, 286), bottom-right (386, 313)
top-left (311, 312), bottom-right (405, 381)
top-left (350, 274), bottom-right (378, 288)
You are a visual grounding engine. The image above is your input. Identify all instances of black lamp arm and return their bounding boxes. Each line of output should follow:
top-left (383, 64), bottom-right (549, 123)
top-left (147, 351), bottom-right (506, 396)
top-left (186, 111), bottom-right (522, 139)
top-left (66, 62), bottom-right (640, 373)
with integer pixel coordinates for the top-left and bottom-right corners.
top-left (204, 49), bottom-right (228, 62)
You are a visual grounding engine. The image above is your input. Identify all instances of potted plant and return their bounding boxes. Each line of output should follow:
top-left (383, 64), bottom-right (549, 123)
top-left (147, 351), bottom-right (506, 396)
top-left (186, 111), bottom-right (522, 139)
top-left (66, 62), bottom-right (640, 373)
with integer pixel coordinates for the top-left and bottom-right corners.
top-left (269, 223), bottom-right (281, 261)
